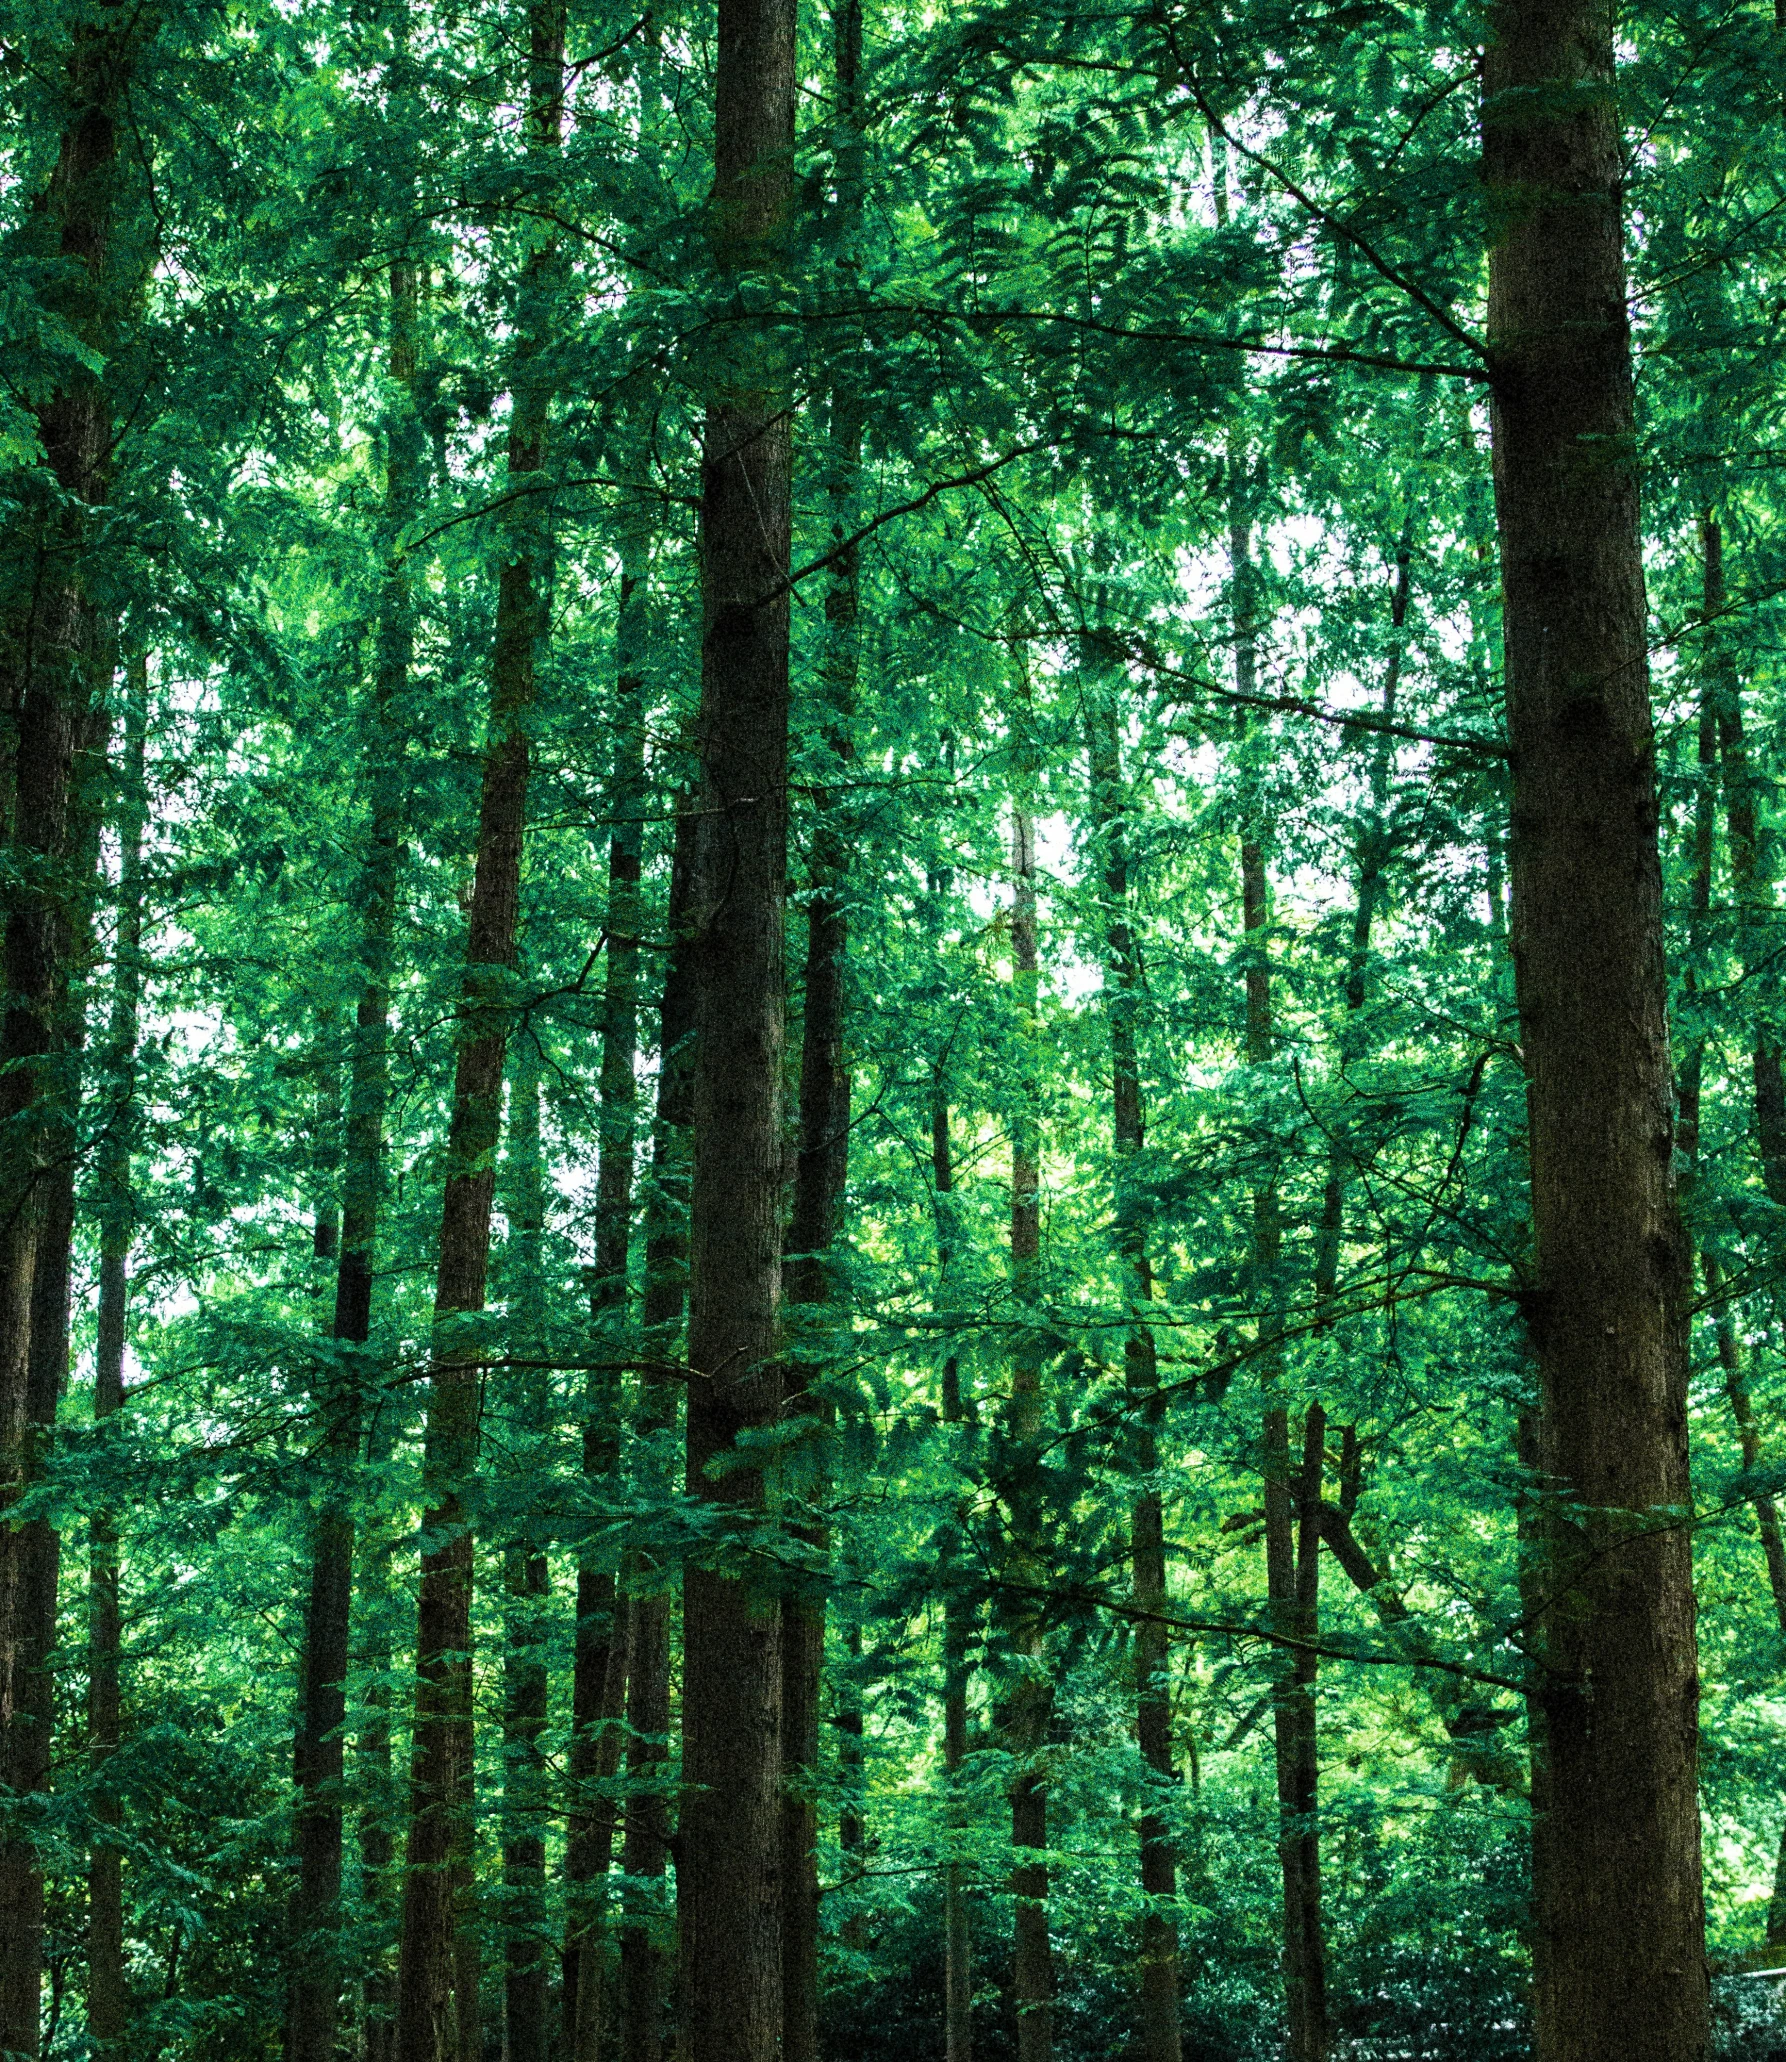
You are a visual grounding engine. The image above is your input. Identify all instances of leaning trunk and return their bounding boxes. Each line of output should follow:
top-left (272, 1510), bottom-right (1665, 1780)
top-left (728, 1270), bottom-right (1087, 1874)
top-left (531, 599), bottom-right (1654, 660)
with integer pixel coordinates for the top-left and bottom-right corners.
top-left (394, 12), bottom-right (560, 2034)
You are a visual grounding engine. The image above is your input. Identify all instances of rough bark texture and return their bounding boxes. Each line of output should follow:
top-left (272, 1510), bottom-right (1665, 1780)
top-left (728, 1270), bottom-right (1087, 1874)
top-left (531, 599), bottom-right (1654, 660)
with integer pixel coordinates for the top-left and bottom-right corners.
top-left (396, 13), bottom-right (559, 2031)
top-left (87, 659), bottom-right (145, 2050)
top-left (1085, 677), bottom-right (1179, 2062)
top-left (618, 800), bottom-right (697, 2062)
top-left (678, 0), bottom-right (797, 2053)
top-left (1484, 3), bottom-right (1707, 2051)
top-left (0, 21), bottom-right (135, 2040)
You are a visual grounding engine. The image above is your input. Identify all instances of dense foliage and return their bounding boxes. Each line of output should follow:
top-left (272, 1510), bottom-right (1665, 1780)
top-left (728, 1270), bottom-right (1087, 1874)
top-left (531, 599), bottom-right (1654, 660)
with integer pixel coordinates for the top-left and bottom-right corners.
top-left (5, 0), bottom-right (1786, 2055)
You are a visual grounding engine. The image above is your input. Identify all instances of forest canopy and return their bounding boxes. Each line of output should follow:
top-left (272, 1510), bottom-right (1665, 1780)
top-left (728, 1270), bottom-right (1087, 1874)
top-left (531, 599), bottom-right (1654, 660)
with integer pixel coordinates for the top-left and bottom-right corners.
top-left (0, 0), bottom-right (1781, 2056)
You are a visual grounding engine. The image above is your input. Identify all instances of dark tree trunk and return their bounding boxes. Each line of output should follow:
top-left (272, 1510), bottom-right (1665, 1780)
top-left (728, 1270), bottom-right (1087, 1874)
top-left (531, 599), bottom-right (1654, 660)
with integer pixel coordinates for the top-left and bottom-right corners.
top-left (933, 1066), bottom-right (973, 2062)
top-left (677, 0), bottom-right (797, 2052)
top-left (1484, 3), bottom-right (1707, 2050)
top-left (290, 245), bottom-right (419, 2062)
top-left (564, 511), bottom-right (646, 2062)
top-left (1700, 519), bottom-right (1786, 1216)
top-left (500, 1040), bottom-right (550, 2062)
top-left (1232, 496), bottom-right (1329, 2062)
top-left (1085, 677), bottom-right (1179, 2062)
top-left (1005, 796), bottom-right (1053, 2062)
top-left (618, 800), bottom-right (698, 2062)
top-left (1680, 520), bottom-right (1786, 1948)
top-left (0, 20), bottom-right (135, 2042)
top-left (780, 0), bottom-right (862, 2029)
top-left (396, 9), bottom-right (560, 2032)
top-left (87, 656), bottom-right (145, 2050)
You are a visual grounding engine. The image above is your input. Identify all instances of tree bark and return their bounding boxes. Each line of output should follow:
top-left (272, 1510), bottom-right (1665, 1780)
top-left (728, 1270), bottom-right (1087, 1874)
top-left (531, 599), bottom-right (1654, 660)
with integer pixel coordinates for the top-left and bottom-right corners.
top-left (677, 0), bottom-right (797, 2052)
top-left (933, 1064), bottom-right (973, 2062)
top-left (87, 653), bottom-right (145, 2051)
top-left (618, 799), bottom-right (698, 2062)
top-left (0, 16), bottom-right (141, 2034)
top-left (1084, 669), bottom-right (1179, 2062)
top-left (1484, 3), bottom-right (1707, 2050)
top-left (396, 7), bottom-right (561, 2030)
top-left (288, 242), bottom-right (419, 2062)
top-left (499, 1038), bottom-right (550, 2062)
top-left (564, 507), bottom-right (646, 2062)
top-left (780, 3), bottom-right (862, 2033)
top-left (1005, 792), bottom-right (1053, 2062)
top-left (1232, 492), bottom-right (1328, 2062)
top-left (1679, 519), bottom-right (1786, 1949)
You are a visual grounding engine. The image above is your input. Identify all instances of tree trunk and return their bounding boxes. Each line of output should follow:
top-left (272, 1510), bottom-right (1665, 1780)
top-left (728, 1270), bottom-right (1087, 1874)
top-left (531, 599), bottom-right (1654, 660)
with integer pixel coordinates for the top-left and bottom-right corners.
top-left (396, 8), bottom-right (560, 2027)
top-left (618, 799), bottom-right (698, 2062)
top-left (500, 1038), bottom-right (550, 2062)
top-left (1232, 493), bottom-right (1329, 2062)
top-left (87, 654), bottom-right (145, 2050)
top-left (1700, 518), bottom-right (1786, 1217)
top-left (1005, 793), bottom-right (1053, 2062)
top-left (564, 509), bottom-right (646, 2062)
top-left (1484, 3), bottom-right (1707, 2050)
top-left (677, 0), bottom-right (797, 2051)
top-left (0, 19), bottom-right (136, 2043)
top-left (288, 242), bottom-right (420, 2062)
top-left (1681, 519), bottom-right (1786, 1948)
top-left (780, 1), bottom-right (862, 2030)
top-left (933, 1066), bottom-right (973, 2062)
top-left (1084, 665), bottom-right (1179, 2062)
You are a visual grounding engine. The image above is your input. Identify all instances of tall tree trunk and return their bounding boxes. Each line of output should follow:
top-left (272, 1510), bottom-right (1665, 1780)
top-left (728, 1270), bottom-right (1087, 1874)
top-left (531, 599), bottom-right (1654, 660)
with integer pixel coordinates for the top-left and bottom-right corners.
top-left (0, 16), bottom-right (139, 2042)
top-left (619, 800), bottom-right (698, 2062)
top-left (564, 514), bottom-right (647, 2062)
top-left (352, 243), bottom-right (426, 2062)
top-left (87, 654), bottom-right (146, 2050)
top-left (290, 242), bottom-right (419, 2062)
top-left (396, 8), bottom-right (561, 2039)
top-left (933, 1062), bottom-right (973, 2062)
top-left (677, 0), bottom-right (797, 2051)
top-left (1084, 675), bottom-right (1179, 2062)
top-left (1005, 791), bottom-right (1053, 2062)
top-left (499, 1037), bottom-right (551, 2062)
top-left (1484, 4), bottom-right (1707, 2052)
top-left (1681, 518), bottom-right (1786, 1947)
top-left (780, 2), bottom-right (863, 2037)
top-left (1232, 493), bottom-right (1328, 2062)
